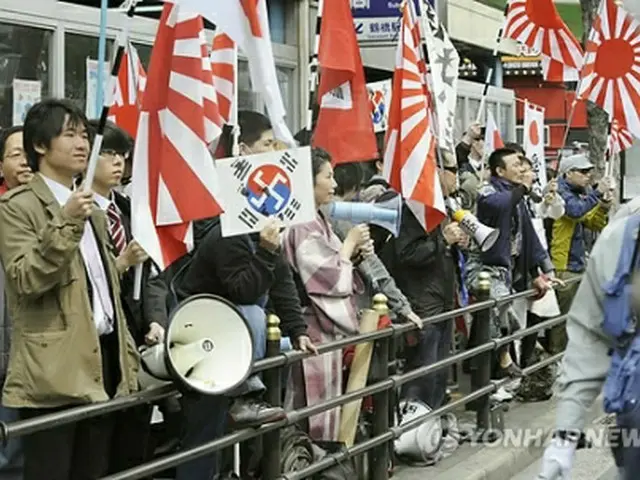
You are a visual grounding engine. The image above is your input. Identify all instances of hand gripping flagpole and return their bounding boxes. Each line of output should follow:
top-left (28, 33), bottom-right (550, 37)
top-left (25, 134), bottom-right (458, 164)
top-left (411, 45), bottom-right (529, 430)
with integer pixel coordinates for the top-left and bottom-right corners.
top-left (79, 0), bottom-right (143, 298)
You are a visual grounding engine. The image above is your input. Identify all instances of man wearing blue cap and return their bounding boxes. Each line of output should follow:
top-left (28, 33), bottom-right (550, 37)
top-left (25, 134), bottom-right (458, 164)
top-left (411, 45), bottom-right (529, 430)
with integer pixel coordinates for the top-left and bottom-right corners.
top-left (548, 153), bottom-right (612, 353)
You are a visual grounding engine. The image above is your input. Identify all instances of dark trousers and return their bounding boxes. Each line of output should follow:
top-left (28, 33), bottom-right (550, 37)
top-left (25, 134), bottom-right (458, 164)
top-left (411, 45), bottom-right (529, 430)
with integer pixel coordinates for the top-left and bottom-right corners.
top-left (19, 332), bottom-right (151, 480)
top-left (175, 394), bottom-right (229, 480)
top-left (402, 319), bottom-right (453, 409)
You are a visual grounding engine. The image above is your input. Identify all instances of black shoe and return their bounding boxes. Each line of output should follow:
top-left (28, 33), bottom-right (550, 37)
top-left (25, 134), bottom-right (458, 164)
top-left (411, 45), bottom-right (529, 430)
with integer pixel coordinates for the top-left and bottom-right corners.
top-left (229, 398), bottom-right (286, 427)
top-left (495, 362), bottom-right (523, 379)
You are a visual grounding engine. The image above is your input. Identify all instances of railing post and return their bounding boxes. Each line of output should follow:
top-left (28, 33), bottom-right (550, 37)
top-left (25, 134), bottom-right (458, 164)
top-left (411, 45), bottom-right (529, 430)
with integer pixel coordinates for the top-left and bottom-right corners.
top-left (262, 314), bottom-right (282, 479)
top-left (470, 271), bottom-right (497, 441)
top-left (370, 294), bottom-right (390, 480)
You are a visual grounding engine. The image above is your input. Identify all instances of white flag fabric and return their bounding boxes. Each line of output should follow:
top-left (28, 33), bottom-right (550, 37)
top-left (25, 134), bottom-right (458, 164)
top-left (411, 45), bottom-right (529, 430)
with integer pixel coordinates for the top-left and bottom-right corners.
top-left (421, 0), bottom-right (460, 155)
top-left (483, 110), bottom-right (504, 157)
top-left (523, 102), bottom-right (547, 194)
top-left (174, 0), bottom-right (295, 145)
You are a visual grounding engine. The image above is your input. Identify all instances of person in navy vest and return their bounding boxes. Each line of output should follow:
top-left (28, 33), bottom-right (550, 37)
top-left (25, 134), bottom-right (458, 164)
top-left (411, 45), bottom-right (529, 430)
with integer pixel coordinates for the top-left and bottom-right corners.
top-left (464, 147), bottom-right (557, 381)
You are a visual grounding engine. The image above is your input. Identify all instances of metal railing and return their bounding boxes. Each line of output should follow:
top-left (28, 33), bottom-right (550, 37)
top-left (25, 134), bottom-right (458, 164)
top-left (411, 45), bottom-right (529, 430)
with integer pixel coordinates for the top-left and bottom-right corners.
top-left (0, 273), bottom-right (581, 480)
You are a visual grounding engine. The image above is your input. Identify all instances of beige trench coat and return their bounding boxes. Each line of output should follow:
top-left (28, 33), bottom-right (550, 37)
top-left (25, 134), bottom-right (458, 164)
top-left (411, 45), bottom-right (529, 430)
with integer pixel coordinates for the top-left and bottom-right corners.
top-left (0, 174), bottom-right (139, 408)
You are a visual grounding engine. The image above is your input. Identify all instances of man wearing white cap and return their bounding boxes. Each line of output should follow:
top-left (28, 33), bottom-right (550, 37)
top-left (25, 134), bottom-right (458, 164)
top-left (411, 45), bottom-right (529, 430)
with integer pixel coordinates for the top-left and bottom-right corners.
top-left (548, 154), bottom-right (613, 353)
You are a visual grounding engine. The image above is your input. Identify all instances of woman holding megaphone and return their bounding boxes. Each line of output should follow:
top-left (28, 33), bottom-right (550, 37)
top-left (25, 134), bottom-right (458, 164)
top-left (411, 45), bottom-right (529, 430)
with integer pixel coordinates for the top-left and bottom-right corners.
top-left (282, 148), bottom-right (379, 442)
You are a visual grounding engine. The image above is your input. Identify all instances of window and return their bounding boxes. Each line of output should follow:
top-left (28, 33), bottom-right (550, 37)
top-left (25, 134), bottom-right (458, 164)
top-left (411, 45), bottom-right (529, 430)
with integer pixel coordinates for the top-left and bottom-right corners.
top-left (267, 0), bottom-right (286, 44)
top-left (275, 65), bottom-right (295, 129)
top-left (65, 33), bottom-right (114, 119)
top-left (131, 42), bottom-right (152, 70)
top-left (237, 59), bottom-right (261, 112)
top-left (454, 96), bottom-right (465, 142)
top-left (237, 59), bottom-right (296, 131)
top-left (499, 103), bottom-right (512, 141)
top-left (268, 0), bottom-right (296, 45)
top-left (0, 23), bottom-right (51, 127)
top-left (467, 98), bottom-right (480, 126)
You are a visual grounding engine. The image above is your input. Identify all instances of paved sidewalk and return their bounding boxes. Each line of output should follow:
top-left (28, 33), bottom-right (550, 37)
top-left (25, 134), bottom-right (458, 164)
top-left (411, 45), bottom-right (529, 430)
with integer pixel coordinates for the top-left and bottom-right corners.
top-left (394, 394), bottom-right (605, 480)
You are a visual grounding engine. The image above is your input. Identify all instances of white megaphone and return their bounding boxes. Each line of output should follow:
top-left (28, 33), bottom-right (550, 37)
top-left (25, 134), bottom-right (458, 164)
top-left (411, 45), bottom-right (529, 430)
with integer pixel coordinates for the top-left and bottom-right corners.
top-left (138, 294), bottom-right (254, 395)
top-left (451, 209), bottom-right (499, 252)
top-left (328, 197), bottom-right (403, 237)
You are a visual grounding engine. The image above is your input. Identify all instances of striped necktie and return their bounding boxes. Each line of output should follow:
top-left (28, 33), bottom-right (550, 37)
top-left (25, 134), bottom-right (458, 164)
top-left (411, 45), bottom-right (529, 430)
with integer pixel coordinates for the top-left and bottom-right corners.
top-left (107, 202), bottom-right (127, 255)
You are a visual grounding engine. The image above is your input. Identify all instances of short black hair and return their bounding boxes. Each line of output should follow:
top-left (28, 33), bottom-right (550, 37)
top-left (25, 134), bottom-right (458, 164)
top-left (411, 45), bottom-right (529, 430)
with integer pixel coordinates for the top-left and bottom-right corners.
top-left (488, 147), bottom-right (519, 177)
top-left (238, 110), bottom-right (272, 146)
top-left (0, 126), bottom-right (23, 162)
top-left (311, 147), bottom-right (332, 182)
top-left (23, 99), bottom-right (90, 172)
top-left (218, 111), bottom-right (273, 157)
top-left (334, 163), bottom-right (364, 196)
top-left (504, 142), bottom-right (525, 156)
top-left (88, 120), bottom-right (132, 155)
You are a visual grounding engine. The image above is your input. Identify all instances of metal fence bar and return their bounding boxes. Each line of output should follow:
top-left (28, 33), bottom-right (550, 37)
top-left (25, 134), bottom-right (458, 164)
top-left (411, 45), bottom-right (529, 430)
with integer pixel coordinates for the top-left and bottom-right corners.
top-left (0, 303), bottom-right (571, 446)
top-left (0, 277), bottom-right (581, 479)
top-left (262, 315), bottom-right (283, 479)
top-left (0, 383), bottom-right (176, 444)
top-left (100, 321), bottom-right (568, 480)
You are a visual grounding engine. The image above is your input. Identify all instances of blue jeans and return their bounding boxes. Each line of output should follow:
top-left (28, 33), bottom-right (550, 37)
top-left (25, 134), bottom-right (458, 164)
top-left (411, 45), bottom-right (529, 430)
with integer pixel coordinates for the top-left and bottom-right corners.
top-left (175, 305), bottom-right (291, 480)
top-left (402, 319), bottom-right (453, 409)
top-left (0, 405), bottom-right (22, 474)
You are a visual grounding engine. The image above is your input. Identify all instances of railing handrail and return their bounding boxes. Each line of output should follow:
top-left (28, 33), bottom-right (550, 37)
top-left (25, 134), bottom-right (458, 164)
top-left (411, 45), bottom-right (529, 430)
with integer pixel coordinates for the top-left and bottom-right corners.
top-left (0, 276), bottom-right (582, 479)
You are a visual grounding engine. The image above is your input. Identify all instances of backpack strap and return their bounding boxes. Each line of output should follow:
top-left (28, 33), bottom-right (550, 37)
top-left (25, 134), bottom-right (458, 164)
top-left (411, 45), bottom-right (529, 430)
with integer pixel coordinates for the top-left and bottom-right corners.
top-left (602, 215), bottom-right (640, 340)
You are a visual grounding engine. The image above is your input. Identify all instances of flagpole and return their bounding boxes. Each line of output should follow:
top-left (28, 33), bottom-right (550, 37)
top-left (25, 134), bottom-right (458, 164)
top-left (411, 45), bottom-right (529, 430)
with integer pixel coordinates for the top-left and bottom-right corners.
top-left (82, 0), bottom-right (144, 299)
top-left (231, 41), bottom-right (240, 156)
top-left (96, 0), bottom-right (109, 116)
top-left (84, 1), bottom-right (139, 191)
top-left (474, 3), bottom-right (510, 124)
top-left (304, 0), bottom-right (324, 143)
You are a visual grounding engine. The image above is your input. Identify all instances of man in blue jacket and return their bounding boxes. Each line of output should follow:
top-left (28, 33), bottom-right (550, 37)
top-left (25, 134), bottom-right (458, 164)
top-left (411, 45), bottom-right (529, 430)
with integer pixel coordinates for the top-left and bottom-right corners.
top-left (465, 147), bottom-right (556, 379)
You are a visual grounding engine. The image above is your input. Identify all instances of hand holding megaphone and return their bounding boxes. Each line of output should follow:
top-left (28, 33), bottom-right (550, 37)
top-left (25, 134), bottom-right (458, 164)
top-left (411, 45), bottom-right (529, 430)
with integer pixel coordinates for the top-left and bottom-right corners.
top-left (442, 222), bottom-right (466, 247)
top-left (450, 210), bottom-right (499, 252)
top-left (342, 224), bottom-right (371, 260)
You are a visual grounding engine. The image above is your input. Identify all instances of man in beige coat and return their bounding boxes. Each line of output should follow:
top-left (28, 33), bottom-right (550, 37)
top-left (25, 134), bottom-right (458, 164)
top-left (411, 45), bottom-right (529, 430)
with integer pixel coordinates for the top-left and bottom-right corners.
top-left (0, 99), bottom-right (140, 479)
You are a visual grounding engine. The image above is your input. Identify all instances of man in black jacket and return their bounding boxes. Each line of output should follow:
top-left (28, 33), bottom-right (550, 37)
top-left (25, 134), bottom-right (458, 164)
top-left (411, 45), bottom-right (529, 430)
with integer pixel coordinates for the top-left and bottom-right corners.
top-left (392, 151), bottom-right (467, 409)
top-left (172, 110), bottom-right (316, 480)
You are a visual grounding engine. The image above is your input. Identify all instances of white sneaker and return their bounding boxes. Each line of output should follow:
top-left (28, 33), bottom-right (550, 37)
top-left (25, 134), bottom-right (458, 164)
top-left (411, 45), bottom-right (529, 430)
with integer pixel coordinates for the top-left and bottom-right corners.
top-left (491, 386), bottom-right (514, 402)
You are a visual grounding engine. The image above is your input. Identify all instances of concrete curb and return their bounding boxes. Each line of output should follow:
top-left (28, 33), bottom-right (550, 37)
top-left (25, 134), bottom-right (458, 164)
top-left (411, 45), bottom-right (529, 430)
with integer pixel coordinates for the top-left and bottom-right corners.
top-left (463, 397), bottom-right (605, 480)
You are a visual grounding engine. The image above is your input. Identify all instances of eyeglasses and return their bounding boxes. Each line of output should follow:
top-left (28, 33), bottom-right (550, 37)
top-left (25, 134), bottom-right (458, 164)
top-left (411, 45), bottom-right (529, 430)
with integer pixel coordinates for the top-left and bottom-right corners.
top-left (572, 168), bottom-right (593, 175)
top-left (101, 149), bottom-right (130, 160)
top-left (444, 166), bottom-right (458, 174)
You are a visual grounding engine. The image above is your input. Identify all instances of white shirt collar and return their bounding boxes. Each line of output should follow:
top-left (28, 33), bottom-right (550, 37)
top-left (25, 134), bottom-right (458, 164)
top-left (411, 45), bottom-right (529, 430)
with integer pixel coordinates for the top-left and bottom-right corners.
top-left (40, 173), bottom-right (73, 206)
top-left (468, 155), bottom-right (482, 171)
top-left (94, 192), bottom-right (111, 212)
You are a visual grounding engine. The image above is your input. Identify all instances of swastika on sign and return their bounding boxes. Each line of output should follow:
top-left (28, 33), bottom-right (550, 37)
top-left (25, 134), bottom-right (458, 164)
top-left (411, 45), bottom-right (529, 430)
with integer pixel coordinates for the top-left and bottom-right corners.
top-left (244, 164), bottom-right (292, 216)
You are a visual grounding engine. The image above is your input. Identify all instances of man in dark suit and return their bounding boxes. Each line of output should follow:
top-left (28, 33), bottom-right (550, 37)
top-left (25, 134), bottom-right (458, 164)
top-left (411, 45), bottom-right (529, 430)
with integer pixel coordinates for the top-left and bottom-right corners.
top-left (88, 119), bottom-right (169, 473)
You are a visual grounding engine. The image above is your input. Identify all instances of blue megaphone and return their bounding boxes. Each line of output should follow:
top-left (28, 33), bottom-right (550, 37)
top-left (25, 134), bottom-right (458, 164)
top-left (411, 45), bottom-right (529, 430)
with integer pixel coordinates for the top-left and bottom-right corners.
top-left (328, 197), bottom-right (403, 237)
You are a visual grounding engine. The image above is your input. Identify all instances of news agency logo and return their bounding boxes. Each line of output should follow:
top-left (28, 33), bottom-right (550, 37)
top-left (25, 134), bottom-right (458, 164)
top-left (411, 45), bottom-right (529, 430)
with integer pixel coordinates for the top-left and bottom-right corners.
top-left (402, 426), bottom-right (640, 450)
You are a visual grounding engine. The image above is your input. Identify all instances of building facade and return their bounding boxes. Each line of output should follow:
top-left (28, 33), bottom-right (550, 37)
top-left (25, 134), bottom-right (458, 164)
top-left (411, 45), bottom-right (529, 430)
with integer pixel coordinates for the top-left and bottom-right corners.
top-left (0, 0), bottom-right (517, 144)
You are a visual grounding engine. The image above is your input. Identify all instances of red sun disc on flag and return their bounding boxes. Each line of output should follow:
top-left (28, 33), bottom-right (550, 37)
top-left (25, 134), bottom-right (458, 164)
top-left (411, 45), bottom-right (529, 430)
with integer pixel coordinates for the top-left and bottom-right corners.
top-left (529, 120), bottom-right (540, 145)
top-left (578, 0), bottom-right (640, 138)
top-left (594, 38), bottom-right (635, 79)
